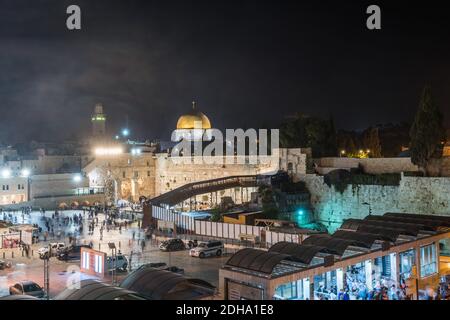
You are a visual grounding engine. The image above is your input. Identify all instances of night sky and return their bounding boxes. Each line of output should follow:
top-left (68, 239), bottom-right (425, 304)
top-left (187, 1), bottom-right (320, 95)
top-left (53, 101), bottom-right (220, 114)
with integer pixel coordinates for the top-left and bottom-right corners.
top-left (0, 0), bottom-right (449, 143)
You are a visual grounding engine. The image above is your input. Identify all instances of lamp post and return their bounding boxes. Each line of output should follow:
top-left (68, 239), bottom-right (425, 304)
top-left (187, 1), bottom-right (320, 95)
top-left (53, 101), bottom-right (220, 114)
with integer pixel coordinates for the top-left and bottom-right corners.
top-left (362, 202), bottom-right (372, 215)
top-left (39, 246), bottom-right (51, 300)
top-left (108, 242), bottom-right (116, 285)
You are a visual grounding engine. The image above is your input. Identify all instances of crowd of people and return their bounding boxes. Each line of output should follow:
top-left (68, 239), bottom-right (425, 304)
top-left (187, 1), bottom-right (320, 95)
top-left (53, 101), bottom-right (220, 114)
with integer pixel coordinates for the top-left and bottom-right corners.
top-left (0, 205), bottom-right (142, 249)
top-left (315, 267), bottom-right (450, 300)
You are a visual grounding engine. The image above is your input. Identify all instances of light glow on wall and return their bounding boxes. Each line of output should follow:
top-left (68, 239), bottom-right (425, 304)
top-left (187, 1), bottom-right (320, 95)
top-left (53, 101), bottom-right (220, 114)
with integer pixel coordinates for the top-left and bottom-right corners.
top-left (21, 168), bottom-right (31, 177)
top-left (131, 148), bottom-right (142, 155)
top-left (94, 147), bottom-right (124, 156)
top-left (1, 169), bottom-right (11, 178)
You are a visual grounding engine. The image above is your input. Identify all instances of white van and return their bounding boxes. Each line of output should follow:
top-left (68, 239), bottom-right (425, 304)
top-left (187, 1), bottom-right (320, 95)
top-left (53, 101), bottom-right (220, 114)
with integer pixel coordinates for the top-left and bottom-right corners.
top-left (38, 243), bottom-right (66, 259)
top-left (189, 240), bottom-right (224, 258)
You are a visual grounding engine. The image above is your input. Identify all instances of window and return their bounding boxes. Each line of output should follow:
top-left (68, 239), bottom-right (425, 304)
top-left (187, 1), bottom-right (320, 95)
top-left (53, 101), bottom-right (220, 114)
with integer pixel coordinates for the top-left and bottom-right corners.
top-left (274, 282), bottom-right (298, 300)
top-left (147, 171), bottom-right (151, 177)
top-left (147, 161), bottom-right (150, 166)
top-left (127, 159), bottom-right (131, 165)
top-left (399, 249), bottom-right (415, 278)
top-left (134, 171), bottom-right (139, 178)
top-left (122, 171), bottom-right (126, 178)
top-left (18, 184), bottom-right (21, 190)
top-left (374, 255), bottom-right (391, 277)
top-left (420, 243), bottom-right (437, 278)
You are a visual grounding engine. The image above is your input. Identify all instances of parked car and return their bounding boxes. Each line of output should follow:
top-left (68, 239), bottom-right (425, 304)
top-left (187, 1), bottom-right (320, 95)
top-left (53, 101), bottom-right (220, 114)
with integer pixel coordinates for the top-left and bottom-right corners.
top-left (159, 238), bottom-right (186, 252)
top-left (138, 262), bottom-right (167, 270)
top-left (0, 260), bottom-right (12, 270)
top-left (106, 253), bottom-right (129, 271)
top-left (38, 243), bottom-right (66, 259)
top-left (57, 244), bottom-right (92, 261)
top-left (164, 266), bottom-right (185, 274)
top-left (9, 281), bottom-right (45, 298)
top-left (189, 240), bottom-right (224, 258)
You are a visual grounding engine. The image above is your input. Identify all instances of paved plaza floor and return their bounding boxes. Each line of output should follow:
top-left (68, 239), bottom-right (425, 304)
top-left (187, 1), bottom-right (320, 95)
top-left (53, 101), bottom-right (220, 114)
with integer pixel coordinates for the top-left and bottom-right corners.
top-left (0, 210), bottom-right (228, 298)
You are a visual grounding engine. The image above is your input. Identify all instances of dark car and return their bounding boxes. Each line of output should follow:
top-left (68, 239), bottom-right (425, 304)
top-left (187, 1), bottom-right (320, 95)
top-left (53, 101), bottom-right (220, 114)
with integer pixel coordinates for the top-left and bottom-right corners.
top-left (57, 244), bottom-right (92, 261)
top-left (164, 266), bottom-right (185, 274)
top-left (0, 260), bottom-right (12, 270)
top-left (136, 262), bottom-right (167, 271)
top-left (9, 281), bottom-right (45, 298)
top-left (159, 239), bottom-right (186, 252)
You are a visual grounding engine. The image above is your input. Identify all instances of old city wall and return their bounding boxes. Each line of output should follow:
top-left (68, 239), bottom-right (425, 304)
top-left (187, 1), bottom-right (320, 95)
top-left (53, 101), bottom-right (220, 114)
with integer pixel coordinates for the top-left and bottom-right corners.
top-left (301, 173), bottom-right (450, 232)
top-left (315, 157), bottom-right (419, 174)
top-left (154, 148), bottom-right (307, 196)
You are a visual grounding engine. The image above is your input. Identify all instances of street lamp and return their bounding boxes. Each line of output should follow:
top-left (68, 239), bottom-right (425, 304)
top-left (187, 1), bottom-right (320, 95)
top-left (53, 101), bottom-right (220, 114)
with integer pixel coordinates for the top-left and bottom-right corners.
top-left (108, 242), bottom-right (117, 285)
top-left (362, 202), bottom-right (372, 215)
top-left (1, 168), bottom-right (11, 178)
top-left (21, 168), bottom-right (31, 177)
top-left (122, 129), bottom-right (129, 137)
top-left (73, 174), bottom-right (82, 182)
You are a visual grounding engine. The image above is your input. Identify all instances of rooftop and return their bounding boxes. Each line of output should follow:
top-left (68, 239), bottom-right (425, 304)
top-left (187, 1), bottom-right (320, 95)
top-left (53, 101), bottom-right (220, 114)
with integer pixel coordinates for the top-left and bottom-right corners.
top-left (222, 213), bottom-right (450, 279)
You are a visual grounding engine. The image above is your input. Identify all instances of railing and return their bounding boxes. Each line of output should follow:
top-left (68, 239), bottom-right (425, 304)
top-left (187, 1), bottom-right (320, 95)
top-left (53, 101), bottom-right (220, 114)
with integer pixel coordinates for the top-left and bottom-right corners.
top-left (148, 173), bottom-right (278, 206)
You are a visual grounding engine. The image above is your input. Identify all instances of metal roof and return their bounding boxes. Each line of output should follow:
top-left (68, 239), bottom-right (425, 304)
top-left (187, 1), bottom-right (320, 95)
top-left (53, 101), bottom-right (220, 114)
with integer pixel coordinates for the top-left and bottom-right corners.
top-left (385, 212), bottom-right (450, 223)
top-left (341, 218), bottom-right (419, 237)
top-left (361, 218), bottom-right (421, 236)
top-left (268, 242), bottom-right (327, 264)
top-left (383, 213), bottom-right (450, 228)
top-left (54, 280), bottom-right (145, 300)
top-left (302, 235), bottom-right (356, 256)
top-left (332, 230), bottom-right (379, 248)
top-left (0, 295), bottom-right (39, 300)
top-left (356, 225), bottom-right (402, 242)
top-left (364, 215), bottom-right (431, 231)
top-left (225, 248), bottom-right (291, 274)
top-left (120, 268), bottom-right (215, 300)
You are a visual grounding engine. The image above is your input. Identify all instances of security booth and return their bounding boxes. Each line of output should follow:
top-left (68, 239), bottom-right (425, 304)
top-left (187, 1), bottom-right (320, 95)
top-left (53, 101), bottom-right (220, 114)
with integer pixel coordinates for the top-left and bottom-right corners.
top-left (80, 247), bottom-right (107, 277)
top-left (9, 224), bottom-right (38, 245)
top-left (157, 220), bottom-right (176, 235)
top-left (0, 232), bottom-right (20, 249)
top-left (238, 233), bottom-right (259, 246)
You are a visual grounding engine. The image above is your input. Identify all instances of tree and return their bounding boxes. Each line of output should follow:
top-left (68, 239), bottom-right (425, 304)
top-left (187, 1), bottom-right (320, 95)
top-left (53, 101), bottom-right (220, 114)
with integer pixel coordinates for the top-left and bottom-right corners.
top-left (258, 185), bottom-right (279, 220)
top-left (280, 113), bottom-right (338, 157)
top-left (209, 208), bottom-right (223, 222)
top-left (409, 86), bottom-right (446, 175)
top-left (362, 127), bottom-right (382, 157)
top-left (324, 115), bottom-right (338, 156)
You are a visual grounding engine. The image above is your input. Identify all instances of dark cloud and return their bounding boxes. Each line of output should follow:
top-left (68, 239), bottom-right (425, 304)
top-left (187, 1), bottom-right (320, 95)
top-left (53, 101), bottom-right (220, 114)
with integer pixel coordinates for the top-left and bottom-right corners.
top-left (0, 0), bottom-right (449, 143)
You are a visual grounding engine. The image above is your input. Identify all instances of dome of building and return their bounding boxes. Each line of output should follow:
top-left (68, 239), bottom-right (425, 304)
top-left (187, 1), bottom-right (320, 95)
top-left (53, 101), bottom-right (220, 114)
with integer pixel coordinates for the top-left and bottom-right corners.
top-left (176, 102), bottom-right (211, 130)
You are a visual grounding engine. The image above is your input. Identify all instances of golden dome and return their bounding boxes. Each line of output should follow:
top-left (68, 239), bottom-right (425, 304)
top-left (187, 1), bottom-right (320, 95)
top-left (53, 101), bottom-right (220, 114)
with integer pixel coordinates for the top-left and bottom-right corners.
top-left (176, 102), bottom-right (211, 130)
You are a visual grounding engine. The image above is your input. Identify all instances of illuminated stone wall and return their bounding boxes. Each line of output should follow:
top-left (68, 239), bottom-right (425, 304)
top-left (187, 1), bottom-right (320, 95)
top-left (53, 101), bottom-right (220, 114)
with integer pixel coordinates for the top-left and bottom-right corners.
top-left (83, 153), bottom-right (156, 202)
top-left (83, 148), bottom-right (308, 204)
top-left (301, 173), bottom-right (450, 232)
top-left (154, 148), bottom-right (308, 196)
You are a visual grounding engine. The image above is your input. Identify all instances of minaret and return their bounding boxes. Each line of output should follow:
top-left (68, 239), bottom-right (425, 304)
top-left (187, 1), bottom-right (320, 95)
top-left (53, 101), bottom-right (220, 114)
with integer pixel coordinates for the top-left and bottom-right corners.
top-left (91, 103), bottom-right (106, 137)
